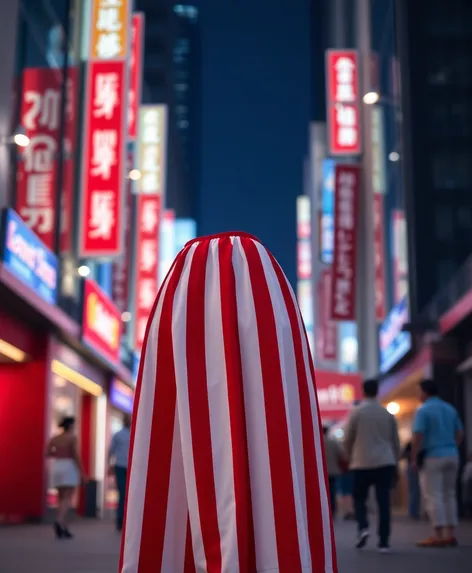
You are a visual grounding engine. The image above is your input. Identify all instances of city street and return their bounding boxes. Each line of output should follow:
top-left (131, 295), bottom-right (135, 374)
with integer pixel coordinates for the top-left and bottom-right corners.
top-left (1, 517), bottom-right (470, 572)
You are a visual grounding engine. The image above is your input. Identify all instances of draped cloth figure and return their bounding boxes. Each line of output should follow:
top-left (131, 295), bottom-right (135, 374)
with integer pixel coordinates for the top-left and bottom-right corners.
top-left (119, 232), bottom-right (337, 573)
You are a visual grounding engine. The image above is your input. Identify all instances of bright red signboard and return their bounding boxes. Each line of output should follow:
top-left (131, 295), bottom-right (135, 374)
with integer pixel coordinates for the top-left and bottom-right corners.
top-left (16, 67), bottom-right (78, 252)
top-left (128, 13), bottom-right (144, 139)
top-left (78, 60), bottom-right (126, 257)
top-left (82, 279), bottom-right (122, 365)
top-left (373, 193), bottom-right (387, 321)
top-left (134, 194), bottom-right (161, 351)
top-left (326, 50), bottom-right (361, 156)
top-left (315, 371), bottom-right (362, 421)
top-left (330, 164), bottom-right (360, 321)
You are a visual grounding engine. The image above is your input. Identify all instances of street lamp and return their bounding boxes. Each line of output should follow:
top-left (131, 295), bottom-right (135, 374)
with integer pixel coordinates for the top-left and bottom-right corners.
top-left (389, 151), bottom-right (400, 162)
top-left (363, 91), bottom-right (380, 105)
top-left (77, 265), bottom-right (91, 278)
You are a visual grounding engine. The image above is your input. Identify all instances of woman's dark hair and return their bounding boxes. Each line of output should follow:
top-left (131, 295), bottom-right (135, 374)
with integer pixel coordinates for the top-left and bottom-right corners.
top-left (59, 416), bottom-right (75, 431)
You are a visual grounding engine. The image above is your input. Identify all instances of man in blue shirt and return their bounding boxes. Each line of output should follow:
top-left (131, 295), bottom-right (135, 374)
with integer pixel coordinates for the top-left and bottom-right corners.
top-left (412, 379), bottom-right (464, 548)
top-left (108, 414), bottom-right (131, 531)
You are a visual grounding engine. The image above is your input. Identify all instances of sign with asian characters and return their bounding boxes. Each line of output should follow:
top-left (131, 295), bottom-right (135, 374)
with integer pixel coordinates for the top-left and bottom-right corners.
top-left (373, 193), bottom-right (386, 321)
top-left (320, 159), bottom-right (335, 264)
top-left (315, 371), bottom-right (362, 421)
top-left (79, 60), bottom-right (126, 257)
top-left (392, 209), bottom-right (409, 304)
top-left (371, 106), bottom-right (387, 194)
top-left (1, 208), bottom-right (58, 304)
top-left (317, 270), bottom-right (338, 362)
top-left (326, 50), bottom-right (361, 156)
top-left (90, 0), bottom-right (131, 61)
top-left (82, 278), bottom-right (122, 365)
top-left (330, 164), bottom-right (360, 321)
top-left (15, 67), bottom-right (78, 251)
top-left (112, 150), bottom-right (133, 314)
top-left (128, 13), bottom-right (145, 139)
top-left (137, 105), bottom-right (168, 196)
top-left (134, 195), bottom-right (161, 350)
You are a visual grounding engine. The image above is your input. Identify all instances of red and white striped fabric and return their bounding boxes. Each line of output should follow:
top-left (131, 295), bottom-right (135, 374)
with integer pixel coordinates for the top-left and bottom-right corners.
top-left (120, 232), bottom-right (337, 573)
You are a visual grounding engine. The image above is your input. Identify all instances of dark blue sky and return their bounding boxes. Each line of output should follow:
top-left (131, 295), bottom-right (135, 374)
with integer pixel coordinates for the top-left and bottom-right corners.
top-left (197, 0), bottom-right (311, 286)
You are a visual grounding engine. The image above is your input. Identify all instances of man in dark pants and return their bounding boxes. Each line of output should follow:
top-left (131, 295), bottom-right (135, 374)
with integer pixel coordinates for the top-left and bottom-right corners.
top-left (343, 379), bottom-right (400, 552)
top-left (108, 413), bottom-right (132, 531)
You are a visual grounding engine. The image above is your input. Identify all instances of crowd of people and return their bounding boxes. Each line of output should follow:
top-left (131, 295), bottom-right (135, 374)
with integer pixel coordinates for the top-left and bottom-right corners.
top-left (323, 377), bottom-right (470, 551)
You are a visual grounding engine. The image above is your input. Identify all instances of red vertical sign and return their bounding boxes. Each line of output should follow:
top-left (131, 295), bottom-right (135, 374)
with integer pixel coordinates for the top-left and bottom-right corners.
top-left (330, 164), bottom-right (360, 321)
top-left (317, 270), bottom-right (338, 362)
top-left (373, 194), bottom-right (386, 321)
top-left (326, 50), bottom-right (361, 156)
top-left (16, 67), bottom-right (77, 251)
top-left (78, 60), bottom-right (127, 257)
top-left (128, 13), bottom-right (144, 140)
top-left (134, 195), bottom-right (161, 349)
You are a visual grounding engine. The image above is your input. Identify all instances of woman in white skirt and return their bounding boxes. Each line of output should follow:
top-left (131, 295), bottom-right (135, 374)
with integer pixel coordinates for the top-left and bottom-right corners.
top-left (46, 416), bottom-right (86, 538)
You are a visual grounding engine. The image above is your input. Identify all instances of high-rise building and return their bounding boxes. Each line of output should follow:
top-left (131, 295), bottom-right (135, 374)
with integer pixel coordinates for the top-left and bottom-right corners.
top-left (397, 0), bottom-right (472, 313)
top-left (137, 1), bottom-right (200, 218)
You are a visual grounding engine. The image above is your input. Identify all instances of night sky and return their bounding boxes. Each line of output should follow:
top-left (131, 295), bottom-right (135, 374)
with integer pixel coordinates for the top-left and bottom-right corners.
top-left (197, 0), bottom-right (311, 287)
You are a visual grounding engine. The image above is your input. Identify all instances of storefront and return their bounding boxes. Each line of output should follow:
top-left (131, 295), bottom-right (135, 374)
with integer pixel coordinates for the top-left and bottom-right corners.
top-left (104, 378), bottom-right (134, 516)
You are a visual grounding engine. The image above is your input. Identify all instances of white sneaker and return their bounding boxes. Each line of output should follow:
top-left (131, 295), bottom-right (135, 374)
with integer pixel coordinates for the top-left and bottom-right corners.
top-left (378, 545), bottom-right (391, 554)
top-left (356, 529), bottom-right (369, 549)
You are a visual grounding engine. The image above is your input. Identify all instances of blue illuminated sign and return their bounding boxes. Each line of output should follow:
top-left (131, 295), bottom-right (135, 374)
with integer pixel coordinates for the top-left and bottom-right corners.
top-left (1, 209), bottom-right (58, 304)
top-left (379, 296), bottom-right (411, 374)
top-left (321, 159), bottom-right (335, 264)
top-left (110, 378), bottom-right (134, 414)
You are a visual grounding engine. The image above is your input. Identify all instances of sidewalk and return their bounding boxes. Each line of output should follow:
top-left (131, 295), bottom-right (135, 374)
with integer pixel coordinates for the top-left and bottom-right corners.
top-left (0, 517), bottom-right (470, 572)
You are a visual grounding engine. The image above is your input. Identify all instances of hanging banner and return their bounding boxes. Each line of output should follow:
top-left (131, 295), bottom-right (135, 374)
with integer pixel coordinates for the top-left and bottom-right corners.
top-left (315, 371), bottom-right (362, 421)
top-left (112, 150), bottom-right (133, 313)
top-left (132, 105), bottom-right (168, 351)
top-left (16, 67), bottom-right (77, 251)
top-left (326, 50), bottom-right (361, 156)
top-left (373, 194), bottom-right (387, 321)
top-left (137, 105), bottom-right (168, 196)
top-left (320, 159), bottom-right (335, 264)
top-left (78, 60), bottom-right (127, 257)
top-left (371, 106), bottom-right (387, 195)
top-left (317, 270), bottom-right (338, 362)
top-left (392, 209), bottom-right (409, 304)
top-left (134, 194), bottom-right (161, 350)
top-left (128, 12), bottom-right (145, 139)
top-left (89, 0), bottom-right (131, 61)
top-left (330, 164), bottom-right (360, 321)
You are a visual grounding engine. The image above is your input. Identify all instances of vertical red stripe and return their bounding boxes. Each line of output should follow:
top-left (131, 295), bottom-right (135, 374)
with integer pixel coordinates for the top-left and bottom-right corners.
top-left (186, 241), bottom-right (223, 573)
top-left (120, 250), bottom-right (188, 572)
top-left (242, 239), bottom-right (303, 573)
top-left (119, 252), bottom-right (184, 571)
top-left (219, 237), bottom-right (257, 572)
top-left (184, 517), bottom-right (197, 573)
top-left (270, 253), bottom-right (338, 573)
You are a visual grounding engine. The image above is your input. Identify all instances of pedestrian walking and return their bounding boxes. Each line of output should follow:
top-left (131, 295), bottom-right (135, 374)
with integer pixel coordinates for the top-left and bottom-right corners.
top-left (108, 413), bottom-right (131, 532)
top-left (323, 425), bottom-right (345, 516)
top-left (343, 378), bottom-right (401, 553)
top-left (46, 416), bottom-right (86, 539)
top-left (411, 379), bottom-right (464, 547)
top-left (120, 232), bottom-right (337, 573)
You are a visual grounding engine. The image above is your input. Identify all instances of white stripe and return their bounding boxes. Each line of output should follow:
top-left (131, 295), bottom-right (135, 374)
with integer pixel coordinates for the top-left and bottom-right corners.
top-left (255, 242), bottom-right (310, 569)
top-left (161, 408), bottom-right (188, 573)
top-left (204, 240), bottom-right (240, 572)
top-left (121, 273), bottom-right (172, 573)
top-left (289, 287), bottom-right (334, 573)
top-left (171, 244), bottom-right (208, 572)
top-left (232, 238), bottom-right (279, 572)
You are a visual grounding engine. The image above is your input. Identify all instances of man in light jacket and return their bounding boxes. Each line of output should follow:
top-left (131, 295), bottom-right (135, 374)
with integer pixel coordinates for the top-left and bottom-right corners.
top-left (344, 378), bottom-right (401, 553)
